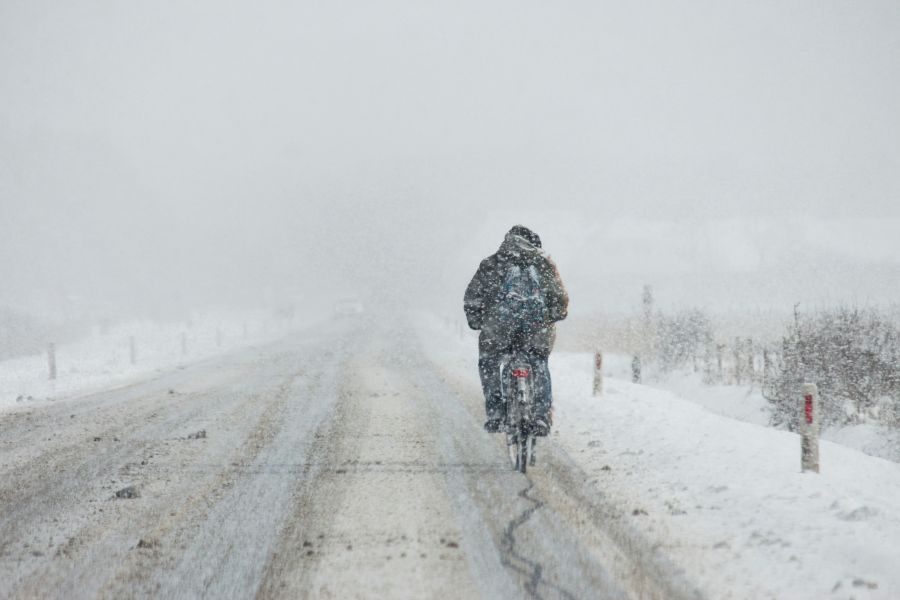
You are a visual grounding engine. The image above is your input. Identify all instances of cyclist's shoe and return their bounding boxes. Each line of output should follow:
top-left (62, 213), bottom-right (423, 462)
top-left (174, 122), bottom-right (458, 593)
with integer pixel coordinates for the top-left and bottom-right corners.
top-left (484, 418), bottom-right (504, 433)
top-left (531, 417), bottom-right (551, 436)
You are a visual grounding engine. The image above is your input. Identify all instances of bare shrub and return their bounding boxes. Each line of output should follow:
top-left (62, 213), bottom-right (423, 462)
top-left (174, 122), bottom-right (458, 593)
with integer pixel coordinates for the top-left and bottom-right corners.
top-left (765, 307), bottom-right (900, 430)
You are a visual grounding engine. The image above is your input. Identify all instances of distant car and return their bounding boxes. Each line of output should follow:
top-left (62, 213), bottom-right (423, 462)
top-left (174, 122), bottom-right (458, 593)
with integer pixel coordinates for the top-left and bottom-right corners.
top-left (333, 299), bottom-right (364, 317)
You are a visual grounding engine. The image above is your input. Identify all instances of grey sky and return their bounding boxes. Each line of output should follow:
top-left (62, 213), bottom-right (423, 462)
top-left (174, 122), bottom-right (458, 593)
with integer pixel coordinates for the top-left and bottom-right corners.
top-left (2, 1), bottom-right (899, 318)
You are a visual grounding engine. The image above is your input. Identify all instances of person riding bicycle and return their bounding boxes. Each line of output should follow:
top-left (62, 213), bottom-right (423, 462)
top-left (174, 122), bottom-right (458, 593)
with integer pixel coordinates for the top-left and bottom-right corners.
top-left (463, 225), bottom-right (568, 435)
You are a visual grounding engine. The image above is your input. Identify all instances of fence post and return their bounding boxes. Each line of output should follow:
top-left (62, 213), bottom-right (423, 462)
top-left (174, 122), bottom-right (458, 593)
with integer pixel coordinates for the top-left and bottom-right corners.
top-left (593, 351), bottom-right (603, 396)
top-left (631, 355), bottom-right (642, 384)
top-left (716, 344), bottom-right (724, 382)
top-left (801, 383), bottom-right (820, 473)
top-left (129, 336), bottom-right (137, 365)
top-left (48, 343), bottom-right (57, 380)
top-left (746, 338), bottom-right (754, 383)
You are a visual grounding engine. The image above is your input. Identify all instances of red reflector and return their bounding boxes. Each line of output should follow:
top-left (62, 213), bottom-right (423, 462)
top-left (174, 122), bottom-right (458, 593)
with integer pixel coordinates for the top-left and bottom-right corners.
top-left (804, 395), bottom-right (813, 424)
top-left (512, 369), bottom-right (530, 378)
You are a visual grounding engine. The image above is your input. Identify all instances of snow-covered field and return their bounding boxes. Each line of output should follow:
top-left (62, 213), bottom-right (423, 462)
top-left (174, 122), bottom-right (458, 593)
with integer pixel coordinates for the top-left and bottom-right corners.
top-left (0, 310), bottom-right (303, 412)
top-left (426, 314), bottom-right (900, 599)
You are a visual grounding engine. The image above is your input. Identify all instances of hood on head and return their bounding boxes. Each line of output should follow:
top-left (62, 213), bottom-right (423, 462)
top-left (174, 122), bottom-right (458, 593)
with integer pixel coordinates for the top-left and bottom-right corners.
top-left (507, 225), bottom-right (541, 248)
top-left (498, 225), bottom-right (544, 260)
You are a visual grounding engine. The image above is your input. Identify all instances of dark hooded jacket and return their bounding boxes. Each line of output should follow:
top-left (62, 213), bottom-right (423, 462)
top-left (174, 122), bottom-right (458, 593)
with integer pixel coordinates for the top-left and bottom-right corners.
top-left (464, 230), bottom-right (568, 355)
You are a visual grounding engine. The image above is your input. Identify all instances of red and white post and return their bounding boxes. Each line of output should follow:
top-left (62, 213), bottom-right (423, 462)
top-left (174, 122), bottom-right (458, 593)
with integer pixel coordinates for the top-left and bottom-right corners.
top-left (593, 351), bottom-right (603, 396)
top-left (800, 382), bottom-right (820, 473)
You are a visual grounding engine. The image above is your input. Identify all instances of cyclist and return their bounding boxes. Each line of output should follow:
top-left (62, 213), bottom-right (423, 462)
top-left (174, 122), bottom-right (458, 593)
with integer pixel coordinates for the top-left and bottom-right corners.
top-left (463, 225), bottom-right (569, 435)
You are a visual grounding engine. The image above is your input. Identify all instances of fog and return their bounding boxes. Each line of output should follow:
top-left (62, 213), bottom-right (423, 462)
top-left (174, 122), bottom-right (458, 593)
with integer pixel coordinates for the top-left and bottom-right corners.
top-left (2, 0), bottom-right (899, 326)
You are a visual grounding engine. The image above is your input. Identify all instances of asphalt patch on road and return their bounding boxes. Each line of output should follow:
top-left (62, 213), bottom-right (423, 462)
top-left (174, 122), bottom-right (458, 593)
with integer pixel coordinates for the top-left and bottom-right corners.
top-left (114, 485), bottom-right (140, 499)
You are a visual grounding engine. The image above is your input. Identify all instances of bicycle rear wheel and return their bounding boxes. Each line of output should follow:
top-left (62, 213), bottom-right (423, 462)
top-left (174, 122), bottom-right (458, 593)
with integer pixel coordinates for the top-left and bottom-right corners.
top-left (506, 432), bottom-right (519, 469)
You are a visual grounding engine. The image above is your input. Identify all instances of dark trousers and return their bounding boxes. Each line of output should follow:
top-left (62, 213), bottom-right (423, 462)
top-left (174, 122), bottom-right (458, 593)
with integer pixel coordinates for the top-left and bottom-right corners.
top-left (478, 350), bottom-right (552, 421)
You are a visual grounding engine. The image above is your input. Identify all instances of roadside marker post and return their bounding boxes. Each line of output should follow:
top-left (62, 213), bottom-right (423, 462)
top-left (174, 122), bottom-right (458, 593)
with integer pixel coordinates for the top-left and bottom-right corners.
top-left (593, 351), bottom-right (603, 396)
top-left (48, 343), bottom-right (57, 380)
top-left (800, 383), bottom-right (820, 473)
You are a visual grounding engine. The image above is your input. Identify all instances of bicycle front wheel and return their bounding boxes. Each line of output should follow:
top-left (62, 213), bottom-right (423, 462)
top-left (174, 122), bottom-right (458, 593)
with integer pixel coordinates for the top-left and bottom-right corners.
top-left (517, 436), bottom-right (528, 474)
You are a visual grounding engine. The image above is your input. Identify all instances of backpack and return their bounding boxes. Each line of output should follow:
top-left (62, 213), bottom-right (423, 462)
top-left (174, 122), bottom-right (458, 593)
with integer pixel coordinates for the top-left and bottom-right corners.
top-left (496, 262), bottom-right (547, 332)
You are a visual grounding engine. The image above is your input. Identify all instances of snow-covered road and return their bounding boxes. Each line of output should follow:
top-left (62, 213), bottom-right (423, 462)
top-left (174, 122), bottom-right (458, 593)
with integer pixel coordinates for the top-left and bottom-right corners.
top-left (0, 319), bottom-right (692, 600)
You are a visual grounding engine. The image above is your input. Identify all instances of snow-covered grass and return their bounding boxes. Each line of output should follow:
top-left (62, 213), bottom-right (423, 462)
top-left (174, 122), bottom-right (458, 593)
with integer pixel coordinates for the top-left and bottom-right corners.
top-left (600, 353), bottom-right (772, 427)
top-left (422, 314), bottom-right (900, 599)
top-left (0, 309), bottom-right (299, 412)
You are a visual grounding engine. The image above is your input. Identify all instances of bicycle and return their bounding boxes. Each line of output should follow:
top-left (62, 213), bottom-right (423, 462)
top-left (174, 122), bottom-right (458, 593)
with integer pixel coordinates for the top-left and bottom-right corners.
top-left (500, 351), bottom-right (538, 473)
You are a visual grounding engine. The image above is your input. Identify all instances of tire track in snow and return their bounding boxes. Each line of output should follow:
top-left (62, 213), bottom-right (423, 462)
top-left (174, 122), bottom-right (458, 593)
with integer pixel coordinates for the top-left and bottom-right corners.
top-left (3, 347), bottom-right (305, 598)
top-left (148, 341), bottom-right (349, 599)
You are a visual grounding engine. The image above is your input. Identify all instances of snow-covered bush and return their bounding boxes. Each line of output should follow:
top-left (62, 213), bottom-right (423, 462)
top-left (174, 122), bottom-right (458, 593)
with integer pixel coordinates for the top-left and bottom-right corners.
top-left (765, 307), bottom-right (900, 430)
top-left (654, 309), bottom-right (714, 373)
